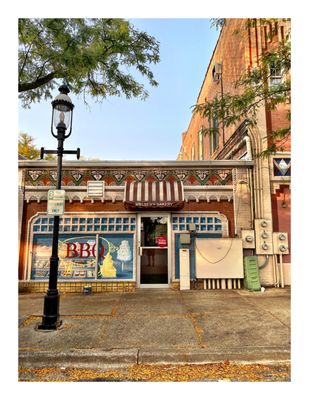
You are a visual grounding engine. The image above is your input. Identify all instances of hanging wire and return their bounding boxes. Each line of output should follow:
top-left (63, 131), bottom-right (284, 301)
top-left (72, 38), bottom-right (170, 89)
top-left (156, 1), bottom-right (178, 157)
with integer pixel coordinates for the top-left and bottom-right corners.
top-left (195, 237), bottom-right (234, 264)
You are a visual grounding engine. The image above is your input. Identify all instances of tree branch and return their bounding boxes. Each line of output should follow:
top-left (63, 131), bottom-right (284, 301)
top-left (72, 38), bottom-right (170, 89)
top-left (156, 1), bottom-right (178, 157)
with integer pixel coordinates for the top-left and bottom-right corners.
top-left (18, 71), bottom-right (57, 92)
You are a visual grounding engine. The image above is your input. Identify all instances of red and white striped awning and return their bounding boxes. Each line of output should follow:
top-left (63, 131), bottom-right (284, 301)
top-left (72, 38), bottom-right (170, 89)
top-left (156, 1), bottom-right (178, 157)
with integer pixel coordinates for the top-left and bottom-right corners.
top-left (124, 180), bottom-right (184, 210)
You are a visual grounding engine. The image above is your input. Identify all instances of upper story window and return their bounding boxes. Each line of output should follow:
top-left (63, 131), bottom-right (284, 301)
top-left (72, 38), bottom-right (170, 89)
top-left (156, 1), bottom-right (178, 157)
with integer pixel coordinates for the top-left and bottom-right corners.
top-left (209, 114), bottom-right (219, 156)
top-left (269, 61), bottom-right (283, 89)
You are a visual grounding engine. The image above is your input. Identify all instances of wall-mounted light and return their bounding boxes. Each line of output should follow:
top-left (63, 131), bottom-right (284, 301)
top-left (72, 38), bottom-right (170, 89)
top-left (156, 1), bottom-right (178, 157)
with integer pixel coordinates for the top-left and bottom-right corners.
top-left (281, 193), bottom-right (287, 208)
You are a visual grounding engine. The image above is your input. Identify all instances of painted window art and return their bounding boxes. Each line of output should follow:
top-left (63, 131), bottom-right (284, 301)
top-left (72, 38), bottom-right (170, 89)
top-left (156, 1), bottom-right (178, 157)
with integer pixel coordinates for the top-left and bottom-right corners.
top-left (31, 234), bottom-right (97, 279)
top-left (30, 214), bottom-right (135, 280)
top-left (97, 235), bottom-right (134, 279)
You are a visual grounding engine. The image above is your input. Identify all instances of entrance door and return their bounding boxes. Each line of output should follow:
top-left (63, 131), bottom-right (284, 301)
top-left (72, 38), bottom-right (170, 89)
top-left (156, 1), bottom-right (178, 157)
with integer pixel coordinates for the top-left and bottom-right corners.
top-left (137, 214), bottom-right (170, 288)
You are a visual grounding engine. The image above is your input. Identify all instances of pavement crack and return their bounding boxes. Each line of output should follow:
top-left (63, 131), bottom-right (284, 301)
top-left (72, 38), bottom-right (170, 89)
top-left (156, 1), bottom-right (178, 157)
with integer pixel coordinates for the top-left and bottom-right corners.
top-left (240, 297), bottom-right (290, 329)
top-left (179, 292), bottom-right (206, 348)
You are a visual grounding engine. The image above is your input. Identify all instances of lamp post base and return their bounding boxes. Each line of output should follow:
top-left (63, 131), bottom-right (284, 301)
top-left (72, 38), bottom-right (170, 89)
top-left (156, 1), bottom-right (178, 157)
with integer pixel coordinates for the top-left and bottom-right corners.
top-left (37, 290), bottom-right (62, 330)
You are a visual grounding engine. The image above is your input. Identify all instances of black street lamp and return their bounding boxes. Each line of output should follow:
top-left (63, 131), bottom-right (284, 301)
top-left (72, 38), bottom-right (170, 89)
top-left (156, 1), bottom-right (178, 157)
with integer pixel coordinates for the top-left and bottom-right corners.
top-left (38, 84), bottom-right (80, 330)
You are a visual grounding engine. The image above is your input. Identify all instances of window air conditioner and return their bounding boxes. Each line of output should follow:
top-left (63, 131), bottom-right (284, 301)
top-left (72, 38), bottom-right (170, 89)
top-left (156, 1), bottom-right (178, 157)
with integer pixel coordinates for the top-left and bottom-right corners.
top-left (212, 63), bottom-right (222, 82)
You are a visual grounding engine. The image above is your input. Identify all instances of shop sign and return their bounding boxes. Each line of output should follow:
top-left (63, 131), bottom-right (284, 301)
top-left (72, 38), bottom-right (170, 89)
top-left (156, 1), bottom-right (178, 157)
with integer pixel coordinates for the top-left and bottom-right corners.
top-left (47, 189), bottom-right (65, 216)
top-left (156, 236), bottom-right (168, 247)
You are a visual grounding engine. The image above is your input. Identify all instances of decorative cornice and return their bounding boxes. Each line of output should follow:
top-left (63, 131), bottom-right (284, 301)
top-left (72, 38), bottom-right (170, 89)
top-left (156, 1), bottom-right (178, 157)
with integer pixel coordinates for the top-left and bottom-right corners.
top-left (19, 159), bottom-right (254, 169)
top-left (24, 185), bottom-right (234, 204)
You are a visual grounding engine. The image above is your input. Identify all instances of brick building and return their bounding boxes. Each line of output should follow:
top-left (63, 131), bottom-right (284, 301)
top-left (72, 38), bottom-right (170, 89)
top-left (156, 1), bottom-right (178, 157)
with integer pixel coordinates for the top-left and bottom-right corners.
top-left (178, 18), bottom-right (291, 286)
top-left (18, 19), bottom-right (290, 293)
top-left (18, 159), bottom-right (254, 292)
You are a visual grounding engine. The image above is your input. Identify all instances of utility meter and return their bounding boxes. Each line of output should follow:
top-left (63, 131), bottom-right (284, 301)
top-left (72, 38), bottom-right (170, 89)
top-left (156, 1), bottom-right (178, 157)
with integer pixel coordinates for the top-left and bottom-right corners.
top-left (261, 231), bottom-right (268, 239)
top-left (241, 230), bottom-right (255, 249)
top-left (254, 219), bottom-right (273, 254)
top-left (273, 232), bottom-right (289, 254)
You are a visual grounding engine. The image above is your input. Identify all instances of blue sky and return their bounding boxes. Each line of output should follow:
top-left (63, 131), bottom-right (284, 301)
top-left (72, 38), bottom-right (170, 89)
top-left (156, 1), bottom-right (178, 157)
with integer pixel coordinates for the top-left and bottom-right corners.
top-left (18, 19), bottom-right (220, 160)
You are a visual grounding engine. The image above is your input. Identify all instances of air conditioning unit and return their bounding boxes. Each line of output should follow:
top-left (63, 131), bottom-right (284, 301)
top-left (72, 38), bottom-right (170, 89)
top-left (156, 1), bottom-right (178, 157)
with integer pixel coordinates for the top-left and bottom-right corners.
top-left (212, 63), bottom-right (222, 82)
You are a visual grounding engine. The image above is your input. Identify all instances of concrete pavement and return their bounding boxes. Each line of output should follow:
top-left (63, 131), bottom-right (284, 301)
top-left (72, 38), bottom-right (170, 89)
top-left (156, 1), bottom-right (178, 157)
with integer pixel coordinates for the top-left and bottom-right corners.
top-left (19, 288), bottom-right (290, 369)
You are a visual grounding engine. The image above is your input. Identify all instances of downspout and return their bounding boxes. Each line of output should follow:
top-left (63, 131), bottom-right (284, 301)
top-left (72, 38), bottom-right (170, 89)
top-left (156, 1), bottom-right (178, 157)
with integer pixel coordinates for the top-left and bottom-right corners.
top-left (244, 135), bottom-right (255, 226)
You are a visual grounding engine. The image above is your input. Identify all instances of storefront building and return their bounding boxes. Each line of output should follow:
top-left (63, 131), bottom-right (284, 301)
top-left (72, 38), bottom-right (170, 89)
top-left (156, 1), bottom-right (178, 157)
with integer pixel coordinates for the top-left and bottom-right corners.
top-left (18, 159), bottom-right (254, 292)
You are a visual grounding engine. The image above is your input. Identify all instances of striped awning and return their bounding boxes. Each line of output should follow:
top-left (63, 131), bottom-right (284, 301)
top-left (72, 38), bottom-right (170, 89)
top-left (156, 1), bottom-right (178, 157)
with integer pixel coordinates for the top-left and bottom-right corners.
top-left (124, 180), bottom-right (184, 210)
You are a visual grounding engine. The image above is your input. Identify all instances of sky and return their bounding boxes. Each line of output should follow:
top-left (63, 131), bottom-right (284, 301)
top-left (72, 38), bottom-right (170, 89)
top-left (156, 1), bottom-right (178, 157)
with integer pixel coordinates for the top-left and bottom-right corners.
top-left (18, 19), bottom-right (220, 161)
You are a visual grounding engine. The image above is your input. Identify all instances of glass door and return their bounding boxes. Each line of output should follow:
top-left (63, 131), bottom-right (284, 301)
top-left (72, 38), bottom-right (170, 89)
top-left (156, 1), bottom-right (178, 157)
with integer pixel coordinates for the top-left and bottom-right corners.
top-left (138, 215), bottom-right (170, 287)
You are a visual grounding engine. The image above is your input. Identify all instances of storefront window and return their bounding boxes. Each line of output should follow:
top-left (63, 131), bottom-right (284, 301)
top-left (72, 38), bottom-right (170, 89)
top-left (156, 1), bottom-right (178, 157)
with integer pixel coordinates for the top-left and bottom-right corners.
top-left (30, 214), bottom-right (136, 281)
top-left (171, 214), bottom-right (225, 233)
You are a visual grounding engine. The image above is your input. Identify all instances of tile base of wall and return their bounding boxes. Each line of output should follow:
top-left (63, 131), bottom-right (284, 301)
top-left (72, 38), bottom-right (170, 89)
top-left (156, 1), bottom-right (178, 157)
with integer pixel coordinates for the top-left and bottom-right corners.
top-left (19, 281), bottom-right (136, 293)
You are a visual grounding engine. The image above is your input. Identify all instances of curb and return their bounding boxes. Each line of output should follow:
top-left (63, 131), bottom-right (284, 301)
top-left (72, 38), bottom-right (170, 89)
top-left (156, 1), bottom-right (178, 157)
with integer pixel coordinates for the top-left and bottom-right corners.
top-left (19, 347), bottom-right (290, 369)
top-left (138, 347), bottom-right (290, 365)
top-left (19, 349), bottom-right (139, 369)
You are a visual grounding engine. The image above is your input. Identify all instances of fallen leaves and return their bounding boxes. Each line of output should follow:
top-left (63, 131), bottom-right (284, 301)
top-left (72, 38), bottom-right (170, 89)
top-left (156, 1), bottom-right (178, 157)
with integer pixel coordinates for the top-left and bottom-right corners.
top-left (19, 362), bottom-right (290, 382)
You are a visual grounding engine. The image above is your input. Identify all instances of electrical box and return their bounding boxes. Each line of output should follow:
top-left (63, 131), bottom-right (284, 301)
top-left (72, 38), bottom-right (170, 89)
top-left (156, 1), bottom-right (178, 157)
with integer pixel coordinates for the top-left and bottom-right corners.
top-left (179, 248), bottom-right (190, 290)
top-left (179, 233), bottom-right (191, 245)
top-left (273, 232), bottom-right (289, 255)
top-left (188, 223), bottom-right (196, 233)
top-left (195, 238), bottom-right (244, 278)
top-left (243, 256), bottom-right (261, 291)
top-left (254, 219), bottom-right (273, 255)
top-left (241, 229), bottom-right (255, 249)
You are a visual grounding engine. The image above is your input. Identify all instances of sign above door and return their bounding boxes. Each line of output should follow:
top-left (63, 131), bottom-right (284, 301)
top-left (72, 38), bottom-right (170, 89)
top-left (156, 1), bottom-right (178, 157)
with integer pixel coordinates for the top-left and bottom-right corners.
top-left (124, 181), bottom-right (184, 211)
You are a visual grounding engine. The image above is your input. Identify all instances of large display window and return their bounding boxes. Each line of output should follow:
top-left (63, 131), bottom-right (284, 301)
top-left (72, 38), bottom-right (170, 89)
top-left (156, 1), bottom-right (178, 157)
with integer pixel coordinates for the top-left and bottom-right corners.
top-left (29, 214), bottom-right (136, 281)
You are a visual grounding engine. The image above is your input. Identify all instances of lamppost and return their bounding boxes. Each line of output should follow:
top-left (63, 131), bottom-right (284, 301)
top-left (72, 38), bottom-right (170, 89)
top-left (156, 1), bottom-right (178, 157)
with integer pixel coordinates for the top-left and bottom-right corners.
top-left (38, 84), bottom-right (80, 330)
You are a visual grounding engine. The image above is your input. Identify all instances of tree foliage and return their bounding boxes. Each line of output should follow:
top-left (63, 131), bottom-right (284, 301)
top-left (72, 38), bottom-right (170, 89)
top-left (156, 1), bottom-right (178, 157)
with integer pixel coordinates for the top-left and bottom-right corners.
top-left (19, 18), bottom-right (160, 107)
top-left (194, 18), bottom-right (291, 157)
top-left (18, 132), bottom-right (55, 160)
top-left (18, 133), bottom-right (40, 159)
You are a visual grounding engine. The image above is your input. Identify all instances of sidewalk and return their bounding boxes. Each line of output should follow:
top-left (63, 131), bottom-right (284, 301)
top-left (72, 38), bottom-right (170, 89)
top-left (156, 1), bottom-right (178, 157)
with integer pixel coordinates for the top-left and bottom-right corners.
top-left (19, 288), bottom-right (290, 370)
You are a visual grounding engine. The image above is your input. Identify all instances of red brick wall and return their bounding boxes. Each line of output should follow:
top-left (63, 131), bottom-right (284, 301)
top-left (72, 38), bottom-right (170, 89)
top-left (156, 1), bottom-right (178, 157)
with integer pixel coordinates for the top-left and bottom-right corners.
top-left (179, 18), bottom-right (291, 159)
top-left (179, 19), bottom-right (249, 160)
top-left (271, 185), bottom-right (291, 262)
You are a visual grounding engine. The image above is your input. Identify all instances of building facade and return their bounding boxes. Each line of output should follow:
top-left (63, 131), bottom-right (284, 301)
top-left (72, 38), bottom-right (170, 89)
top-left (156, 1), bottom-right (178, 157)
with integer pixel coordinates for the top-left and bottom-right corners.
top-left (178, 19), bottom-right (291, 286)
top-left (18, 159), bottom-right (256, 292)
top-left (18, 19), bottom-right (290, 293)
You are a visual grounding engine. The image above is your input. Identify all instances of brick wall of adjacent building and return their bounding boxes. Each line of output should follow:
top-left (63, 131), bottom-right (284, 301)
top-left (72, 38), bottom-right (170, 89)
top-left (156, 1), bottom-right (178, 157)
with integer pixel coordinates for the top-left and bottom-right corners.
top-left (178, 18), bottom-right (291, 160)
top-left (179, 19), bottom-right (248, 160)
top-left (177, 18), bottom-right (291, 286)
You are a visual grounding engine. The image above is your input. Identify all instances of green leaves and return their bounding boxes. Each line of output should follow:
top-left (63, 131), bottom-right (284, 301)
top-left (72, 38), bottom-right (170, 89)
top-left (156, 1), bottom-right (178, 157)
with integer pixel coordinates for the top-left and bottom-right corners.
top-left (19, 19), bottom-right (160, 107)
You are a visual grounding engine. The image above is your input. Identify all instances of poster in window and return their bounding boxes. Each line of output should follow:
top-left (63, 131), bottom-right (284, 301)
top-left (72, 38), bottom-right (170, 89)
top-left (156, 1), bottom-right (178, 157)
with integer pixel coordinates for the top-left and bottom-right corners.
top-left (31, 233), bottom-right (134, 280)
